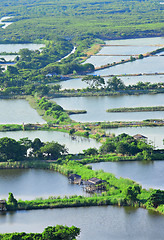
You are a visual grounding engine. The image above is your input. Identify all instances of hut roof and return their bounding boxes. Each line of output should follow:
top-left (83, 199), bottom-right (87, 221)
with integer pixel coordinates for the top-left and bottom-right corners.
top-left (88, 177), bottom-right (102, 185)
top-left (133, 134), bottom-right (147, 140)
top-left (68, 174), bottom-right (81, 180)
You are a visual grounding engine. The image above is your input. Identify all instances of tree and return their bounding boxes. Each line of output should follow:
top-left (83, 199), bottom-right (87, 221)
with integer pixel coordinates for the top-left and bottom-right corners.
top-left (32, 138), bottom-right (43, 152)
top-left (31, 138), bottom-right (43, 157)
top-left (124, 185), bottom-right (141, 202)
top-left (42, 225), bottom-right (80, 240)
top-left (138, 54), bottom-right (143, 59)
top-left (18, 137), bottom-right (32, 150)
top-left (0, 137), bottom-right (26, 161)
top-left (7, 65), bottom-right (19, 75)
top-left (83, 147), bottom-right (98, 155)
top-left (18, 48), bottom-right (33, 62)
top-left (116, 141), bottom-right (129, 155)
top-left (7, 192), bottom-right (18, 210)
top-left (99, 141), bottom-right (116, 154)
top-left (107, 76), bottom-right (125, 91)
top-left (82, 75), bottom-right (105, 88)
top-left (69, 128), bottom-right (76, 135)
top-left (147, 189), bottom-right (164, 208)
top-left (40, 141), bottom-right (68, 160)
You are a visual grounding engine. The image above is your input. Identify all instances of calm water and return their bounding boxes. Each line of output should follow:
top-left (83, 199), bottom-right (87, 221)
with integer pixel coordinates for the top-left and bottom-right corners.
top-left (58, 75), bottom-right (164, 90)
top-left (0, 99), bottom-right (45, 124)
top-left (84, 37), bottom-right (164, 68)
top-left (0, 130), bottom-right (101, 154)
top-left (105, 126), bottom-right (164, 149)
top-left (54, 94), bottom-right (164, 122)
top-left (120, 74), bottom-right (164, 85)
top-left (0, 55), bottom-right (17, 61)
top-left (97, 45), bottom-right (158, 56)
top-left (106, 37), bottom-right (164, 45)
top-left (0, 206), bottom-right (164, 240)
top-left (92, 56), bottom-right (164, 75)
top-left (0, 43), bottom-right (45, 53)
top-left (84, 55), bottom-right (132, 67)
top-left (0, 168), bottom-right (85, 200)
top-left (91, 161), bottom-right (164, 190)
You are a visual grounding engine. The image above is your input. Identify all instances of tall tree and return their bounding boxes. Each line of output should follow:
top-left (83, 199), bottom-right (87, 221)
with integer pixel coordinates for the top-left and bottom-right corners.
top-left (107, 76), bottom-right (125, 91)
top-left (82, 75), bottom-right (105, 88)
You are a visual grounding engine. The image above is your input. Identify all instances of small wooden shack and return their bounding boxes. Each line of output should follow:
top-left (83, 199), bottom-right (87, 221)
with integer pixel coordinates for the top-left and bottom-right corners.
top-left (0, 200), bottom-right (7, 211)
top-left (133, 134), bottom-right (148, 141)
top-left (83, 177), bottom-right (106, 193)
top-left (68, 174), bottom-right (82, 185)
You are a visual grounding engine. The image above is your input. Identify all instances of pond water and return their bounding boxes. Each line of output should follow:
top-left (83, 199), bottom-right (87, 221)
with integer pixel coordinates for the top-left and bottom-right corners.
top-left (106, 37), bottom-right (164, 46)
top-left (120, 74), bottom-right (164, 85)
top-left (84, 55), bottom-right (132, 68)
top-left (54, 94), bottom-right (164, 122)
top-left (0, 55), bottom-right (17, 61)
top-left (1, 206), bottom-right (164, 240)
top-left (0, 16), bottom-right (13, 29)
top-left (105, 126), bottom-right (164, 149)
top-left (0, 130), bottom-right (101, 154)
top-left (92, 56), bottom-right (164, 75)
top-left (0, 168), bottom-right (85, 200)
top-left (91, 161), bottom-right (164, 190)
top-left (0, 99), bottom-right (46, 124)
top-left (58, 74), bottom-right (164, 90)
top-left (97, 45), bottom-right (158, 56)
top-left (84, 37), bottom-right (164, 68)
top-left (0, 43), bottom-right (45, 54)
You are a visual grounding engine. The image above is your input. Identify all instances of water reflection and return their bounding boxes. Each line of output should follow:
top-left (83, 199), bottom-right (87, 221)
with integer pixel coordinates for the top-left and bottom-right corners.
top-left (0, 206), bottom-right (164, 239)
top-left (0, 99), bottom-right (46, 124)
top-left (0, 169), bottom-right (86, 200)
top-left (91, 161), bottom-right (164, 190)
top-left (54, 94), bottom-right (164, 122)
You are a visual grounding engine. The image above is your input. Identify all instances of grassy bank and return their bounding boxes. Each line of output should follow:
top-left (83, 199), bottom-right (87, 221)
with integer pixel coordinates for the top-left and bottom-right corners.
top-left (107, 106), bottom-right (164, 113)
top-left (1, 160), bottom-right (164, 215)
top-left (50, 89), bottom-right (164, 98)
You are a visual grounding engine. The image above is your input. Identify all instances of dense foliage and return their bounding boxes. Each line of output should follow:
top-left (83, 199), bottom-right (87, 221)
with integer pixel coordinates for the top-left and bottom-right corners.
top-left (0, 0), bottom-right (163, 42)
top-left (37, 97), bottom-right (71, 124)
top-left (99, 133), bottom-right (153, 160)
top-left (0, 225), bottom-right (80, 240)
top-left (0, 136), bottom-right (67, 161)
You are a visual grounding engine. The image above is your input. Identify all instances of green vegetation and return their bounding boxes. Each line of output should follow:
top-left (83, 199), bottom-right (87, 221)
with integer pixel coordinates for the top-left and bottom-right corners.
top-left (0, 159), bottom-right (164, 214)
top-left (0, 225), bottom-right (80, 240)
top-left (0, 0), bottom-right (163, 42)
top-left (82, 75), bottom-right (105, 88)
top-left (107, 106), bottom-right (164, 113)
top-left (0, 133), bottom-right (160, 163)
top-left (37, 97), bottom-right (71, 124)
top-left (0, 161), bottom-right (155, 213)
top-left (49, 77), bottom-right (164, 98)
top-left (0, 38), bottom-right (95, 97)
top-left (0, 136), bottom-right (68, 161)
top-left (99, 133), bottom-right (153, 160)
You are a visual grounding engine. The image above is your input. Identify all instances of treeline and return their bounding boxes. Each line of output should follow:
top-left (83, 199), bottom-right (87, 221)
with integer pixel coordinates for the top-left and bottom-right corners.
top-left (41, 62), bottom-right (94, 75)
top-left (0, 0), bottom-right (163, 42)
top-left (0, 225), bottom-right (80, 240)
top-left (0, 136), bottom-right (68, 162)
top-left (0, 133), bottom-right (156, 162)
top-left (87, 133), bottom-right (153, 160)
top-left (81, 76), bottom-right (164, 91)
